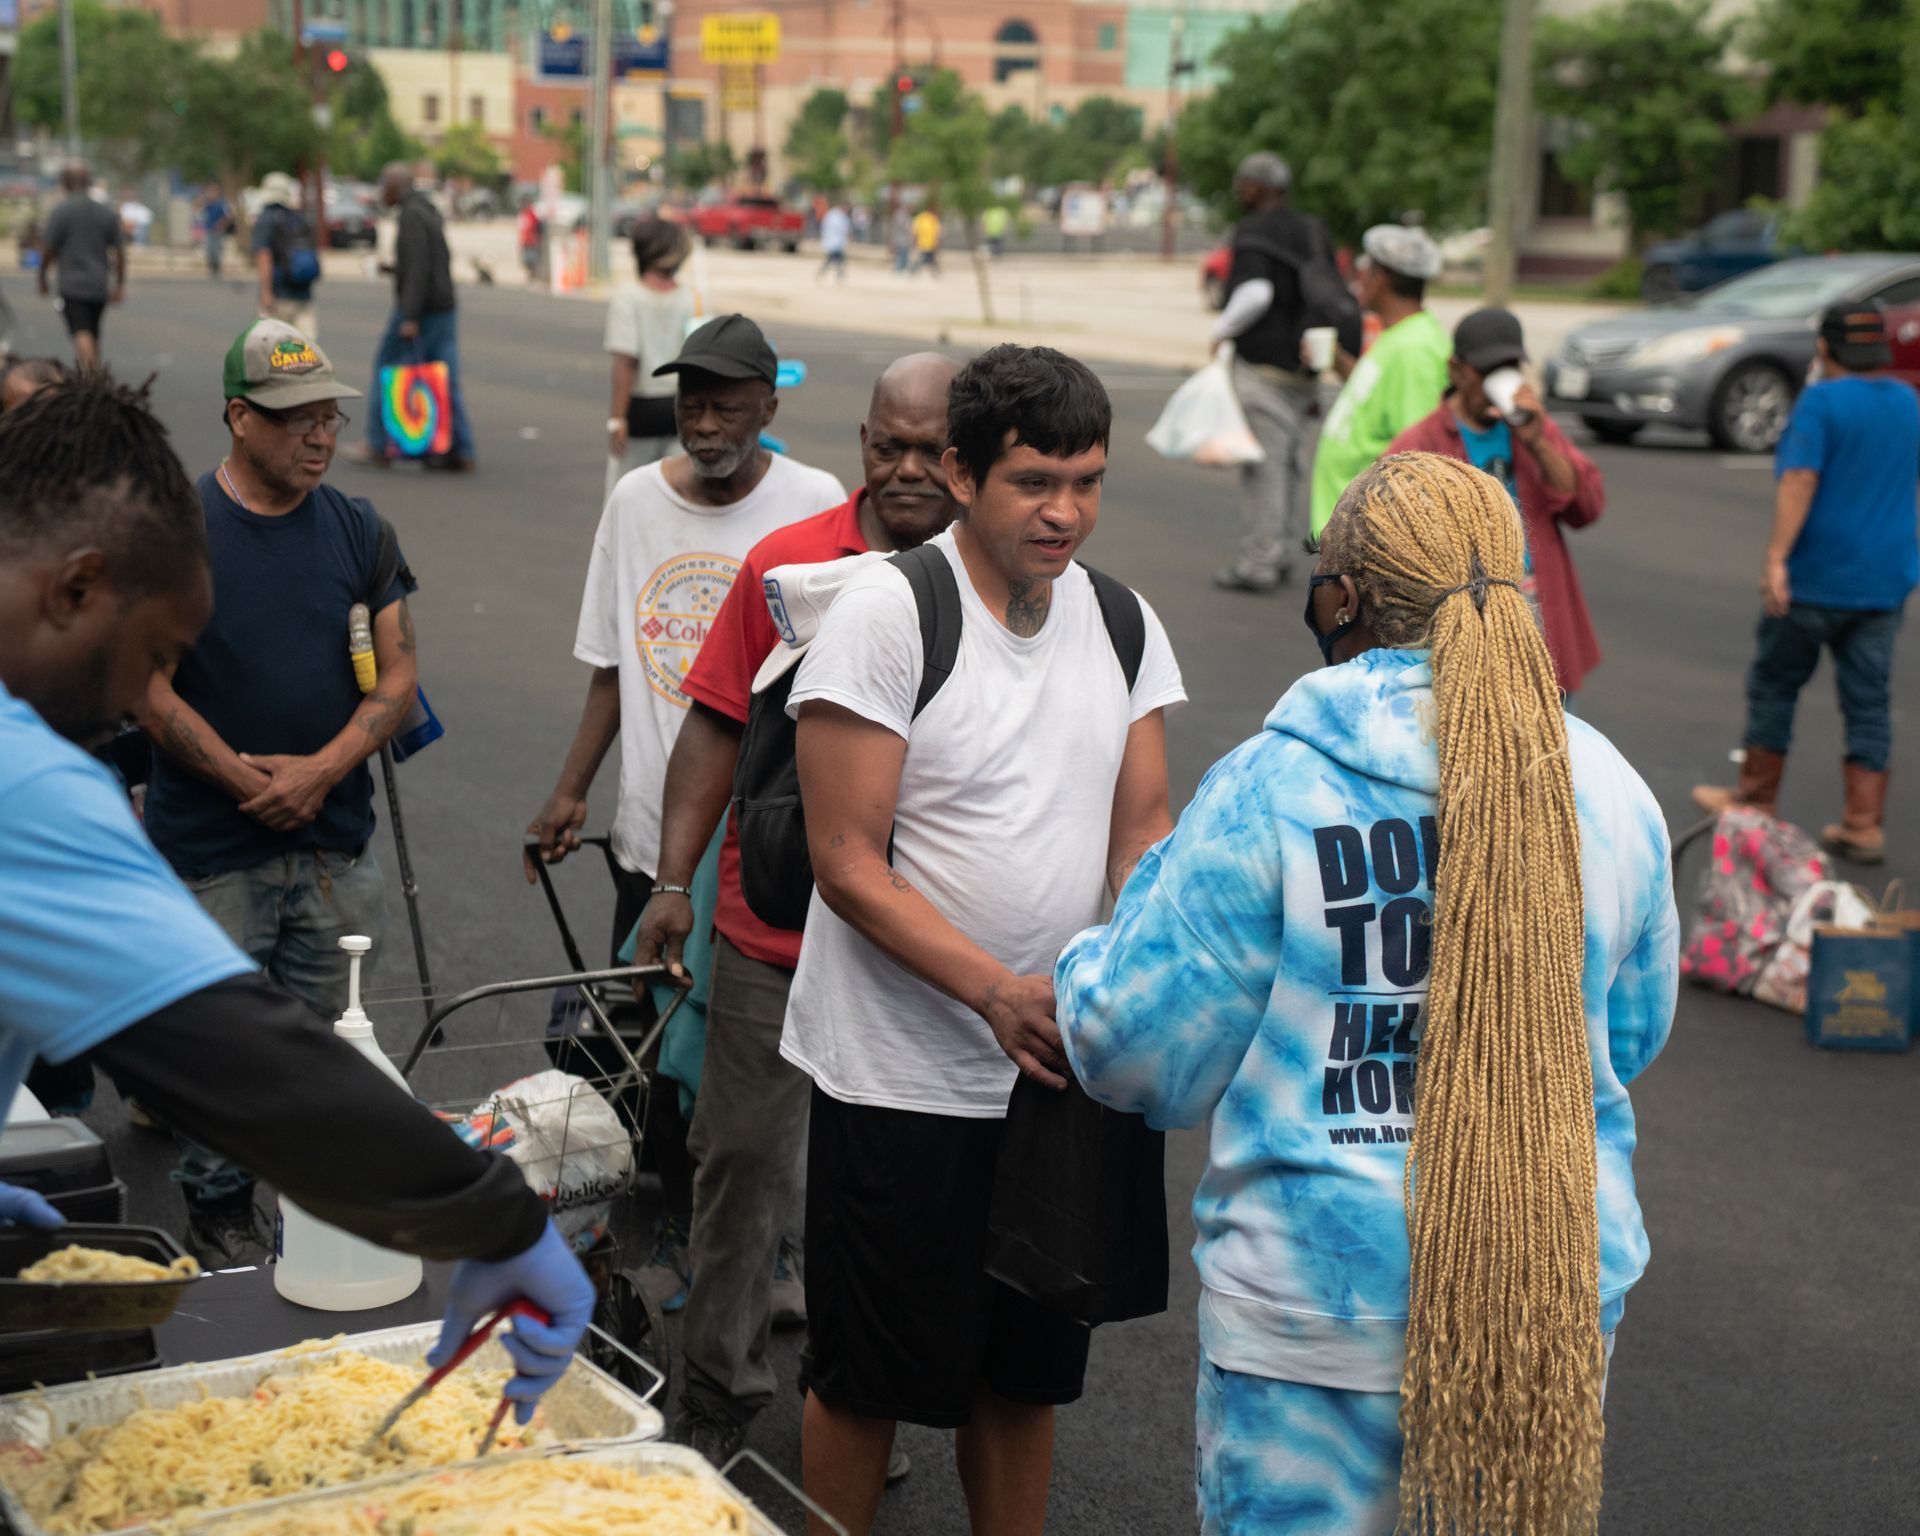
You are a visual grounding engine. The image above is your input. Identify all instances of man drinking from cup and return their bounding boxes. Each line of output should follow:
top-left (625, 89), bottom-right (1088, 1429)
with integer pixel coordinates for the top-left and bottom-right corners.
top-left (1387, 306), bottom-right (1607, 697)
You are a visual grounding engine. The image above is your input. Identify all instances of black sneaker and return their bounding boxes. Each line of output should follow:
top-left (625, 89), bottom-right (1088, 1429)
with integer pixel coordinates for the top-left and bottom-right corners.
top-left (185, 1196), bottom-right (273, 1269)
top-left (676, 1399), bottom-right (746, 1469)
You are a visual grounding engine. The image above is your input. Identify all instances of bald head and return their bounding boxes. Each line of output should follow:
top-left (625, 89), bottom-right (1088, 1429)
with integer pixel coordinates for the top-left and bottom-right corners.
top-left (869, 351), bottom-right (960, 423)
top-left (860, 352), bottom-right (962, 551)
top-left (61, 162), bottom-right (90, 195)
top-left (379, 161), bottom-right (415, 206)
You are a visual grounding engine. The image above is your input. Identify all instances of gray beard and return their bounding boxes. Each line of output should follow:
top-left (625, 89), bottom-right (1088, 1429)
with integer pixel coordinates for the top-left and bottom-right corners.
top-left (684, 440), bottom-right (750, 480)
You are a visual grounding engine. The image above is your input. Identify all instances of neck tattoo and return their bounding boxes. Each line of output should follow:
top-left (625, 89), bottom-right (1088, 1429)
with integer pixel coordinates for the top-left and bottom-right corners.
top-left (218, 459), bottom-right (250, 512)
top-left (1005, 576), bottom-right (1048, 638)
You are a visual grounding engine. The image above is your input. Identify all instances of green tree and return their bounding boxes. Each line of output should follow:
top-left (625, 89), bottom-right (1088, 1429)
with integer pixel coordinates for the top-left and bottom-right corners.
top-left (671, 140), bottom-right (737, 193)
top-left (13, 1), bottom-right (190, 168)
top-left (887, 69), bottom-right (998, 321)
top-left (1751, 0), bottom-right (1905, 114)
top-left (784, 88), bottom-right (851, 192)
top-left (544, 119), bottom-right (589, 193)
top-left (434, 121), bottom-right (506, 185)
top-left (1177, 0), bottom-right (1498, 242)
top-left (1039, 96), bottom-right (1144, 185)
top-left (987, 104), bottom-right (1039, 183)
top-left (330, 57), bottom-right (423, 182)
top-left (1536, 0), bottom-right (1753, 248)
top-left (1788, 108), bottom-right (1920, 249)
top-left (172, 34), bottom-right (321, 207)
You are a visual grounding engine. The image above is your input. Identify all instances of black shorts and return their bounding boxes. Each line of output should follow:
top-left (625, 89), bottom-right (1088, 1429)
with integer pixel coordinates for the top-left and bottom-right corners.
top-left (60, 298), bottom-right (105, 338)
top-left (803, 1084), bottom-right (1091, 1428)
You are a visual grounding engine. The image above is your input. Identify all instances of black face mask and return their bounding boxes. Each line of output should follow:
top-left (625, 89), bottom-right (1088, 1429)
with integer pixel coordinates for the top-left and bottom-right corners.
top-left (1304, 573), bottom-right (1358, 666)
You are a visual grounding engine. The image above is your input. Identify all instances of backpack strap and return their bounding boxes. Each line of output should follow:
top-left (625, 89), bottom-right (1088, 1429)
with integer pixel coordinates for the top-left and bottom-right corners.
top-left (1081, 564), bottom-right (1147, 692)
top-left (353, 496), bottom-right (410, 610)
top-left (889, 544), bottom-right (963, 721)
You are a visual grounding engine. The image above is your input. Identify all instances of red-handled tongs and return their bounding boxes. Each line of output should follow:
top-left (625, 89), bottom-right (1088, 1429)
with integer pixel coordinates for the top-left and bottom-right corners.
top-left (364, 1299), bottom-right (551, 1456)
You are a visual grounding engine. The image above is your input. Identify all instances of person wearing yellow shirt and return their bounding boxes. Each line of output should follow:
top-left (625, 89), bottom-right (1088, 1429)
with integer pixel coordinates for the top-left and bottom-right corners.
top-left (911, 207), bottom-right (942, 277)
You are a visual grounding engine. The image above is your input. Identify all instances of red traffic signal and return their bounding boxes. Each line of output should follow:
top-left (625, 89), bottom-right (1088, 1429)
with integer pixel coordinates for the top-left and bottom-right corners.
top-left (325, 48), bottom-right (350, 71)
top-left (896, 74), bottom-right (914, 93)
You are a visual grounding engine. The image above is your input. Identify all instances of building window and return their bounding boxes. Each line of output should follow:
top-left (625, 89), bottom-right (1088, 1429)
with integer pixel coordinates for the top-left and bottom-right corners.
top-left (469, 93), bottom-right (485, 124)
top-left (1734, 136), bottom-right (1782, 203)
top-left (570, 107), bottom-right (584, 126)
top-left (1097, 22), bottom-right (1117, 51)
top-left (995, 19), bottom-right (1038, 82)
top-left (1537, 149), bottom-right (1592, 220)
top-left (530, 105), bottom-right (547, 132)
top-left (423, 93), bottom-right (441, 124)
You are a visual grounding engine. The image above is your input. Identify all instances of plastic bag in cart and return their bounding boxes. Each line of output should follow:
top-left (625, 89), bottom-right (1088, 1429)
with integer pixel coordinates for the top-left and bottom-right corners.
top-left (1145, 343), bottom-right (1265, 467)
top-left (446, 1070), bottom-right (632, 1252)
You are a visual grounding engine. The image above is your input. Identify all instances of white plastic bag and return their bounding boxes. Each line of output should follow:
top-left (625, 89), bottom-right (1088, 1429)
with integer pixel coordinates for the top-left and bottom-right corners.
top-left (1146, 344), bottom-right (1265, 467)
top-left (1752, 879), bottom-right (1875, 1014)
top-left (447, 1070), bottom-right (633, 1250)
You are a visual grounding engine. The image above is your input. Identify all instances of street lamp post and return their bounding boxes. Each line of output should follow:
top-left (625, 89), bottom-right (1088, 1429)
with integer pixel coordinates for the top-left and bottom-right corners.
top-left (587, 0), bottom-right (614, 280)
top-left (1160, 12), bottom-right (1191, 263)
top-left (57, 0), bottom-right (80, 158)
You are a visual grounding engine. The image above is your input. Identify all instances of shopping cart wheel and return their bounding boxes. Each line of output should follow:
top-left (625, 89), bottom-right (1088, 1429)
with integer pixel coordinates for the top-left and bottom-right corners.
top-left (587, 1265), bottom-right (671, 1408)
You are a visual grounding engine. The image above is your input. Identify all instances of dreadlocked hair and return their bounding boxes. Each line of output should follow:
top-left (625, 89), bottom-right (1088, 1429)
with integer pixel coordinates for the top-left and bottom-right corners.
top-left (1322, 452), bottom-right (1604, 1536)
top-left (0, 368), bottom-right (203, 601)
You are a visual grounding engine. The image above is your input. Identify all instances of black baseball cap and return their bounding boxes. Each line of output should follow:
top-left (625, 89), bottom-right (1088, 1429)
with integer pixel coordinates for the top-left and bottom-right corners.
top-left (653, 313), bottom-right (778, 386)
top-left (1452, 307), bottom-right (1527, 372)
top-left (1819, 300), bottom-right (1892, 370)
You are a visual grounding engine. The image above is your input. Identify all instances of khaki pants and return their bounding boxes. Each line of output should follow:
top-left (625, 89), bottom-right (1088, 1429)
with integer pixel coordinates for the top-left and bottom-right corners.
top-left (261, 298), bottom-right (319, 339)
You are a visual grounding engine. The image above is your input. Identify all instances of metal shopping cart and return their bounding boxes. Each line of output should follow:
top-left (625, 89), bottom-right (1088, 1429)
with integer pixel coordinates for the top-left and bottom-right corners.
top-left (360, 835), bottom-right (690, 1411)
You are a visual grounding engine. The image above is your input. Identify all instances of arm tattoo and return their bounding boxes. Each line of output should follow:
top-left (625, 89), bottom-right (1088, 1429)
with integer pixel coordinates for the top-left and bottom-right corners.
top-left (394, 601), bottom-right (416, 657)
top-left (885, 866), bottom-right (913, 893)
top-left (159, 707), bottom-right (214, 772)
top-left (828, 833), bottom-right (846, 849)
top-left (353, 687), bottom-right (408, 743)
top-left (1005, 577), bottom-right (1049, 638)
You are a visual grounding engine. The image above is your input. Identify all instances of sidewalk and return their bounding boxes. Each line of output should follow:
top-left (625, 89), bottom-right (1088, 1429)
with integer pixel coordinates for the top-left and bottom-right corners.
top-left (33, 225), bottom-right (1615, 374)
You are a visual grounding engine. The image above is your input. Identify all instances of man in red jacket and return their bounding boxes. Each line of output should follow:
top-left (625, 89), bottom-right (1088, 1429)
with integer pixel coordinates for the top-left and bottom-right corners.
top-left (1388, 308), bottom-right (1606, 695)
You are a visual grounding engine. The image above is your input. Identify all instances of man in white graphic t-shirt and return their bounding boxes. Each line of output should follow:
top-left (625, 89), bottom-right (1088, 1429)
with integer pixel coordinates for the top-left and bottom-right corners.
top-left (526, 313), bottom-right (845, 1308)
top-left (782, 344), bottom-right (1187, 1535)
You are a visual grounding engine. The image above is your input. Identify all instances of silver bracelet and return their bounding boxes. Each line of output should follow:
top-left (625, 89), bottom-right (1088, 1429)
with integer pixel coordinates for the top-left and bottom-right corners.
top-left (652, 883), bottom-right (694, 899)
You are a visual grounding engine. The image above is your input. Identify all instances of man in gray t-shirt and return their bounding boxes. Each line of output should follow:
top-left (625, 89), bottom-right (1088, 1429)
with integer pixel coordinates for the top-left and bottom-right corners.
top-left (39, 162), bottom-right (126, 369)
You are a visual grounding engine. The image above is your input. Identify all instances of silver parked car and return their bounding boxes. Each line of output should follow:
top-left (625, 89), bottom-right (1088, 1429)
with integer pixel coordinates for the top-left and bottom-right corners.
top-left (1546, 254), bottom-right (1920, 452)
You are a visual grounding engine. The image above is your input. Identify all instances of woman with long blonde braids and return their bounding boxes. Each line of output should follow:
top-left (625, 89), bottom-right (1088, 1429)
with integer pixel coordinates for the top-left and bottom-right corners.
top-left (1055, 451), bottom-right (1679, 1535)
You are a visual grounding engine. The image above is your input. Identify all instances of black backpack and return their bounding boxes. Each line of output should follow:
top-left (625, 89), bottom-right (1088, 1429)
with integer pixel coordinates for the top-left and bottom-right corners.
top-left (733, 543), bottom-right (1148, 932)
top-left (1236, 218), bottom-right (1363, 358)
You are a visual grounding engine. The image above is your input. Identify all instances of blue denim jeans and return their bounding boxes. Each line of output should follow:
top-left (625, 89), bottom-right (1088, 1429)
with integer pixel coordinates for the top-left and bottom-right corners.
top-left (1744, 602), bottom-right (1905, 773)
top-left (174, 847), bottom-right (386, 1204)
top-left (365, 306), bottom-right (474, 461)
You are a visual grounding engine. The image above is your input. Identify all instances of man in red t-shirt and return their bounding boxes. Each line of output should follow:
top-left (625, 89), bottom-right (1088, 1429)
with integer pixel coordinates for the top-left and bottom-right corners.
top-left (631, 351), bottom-right (962, 1464)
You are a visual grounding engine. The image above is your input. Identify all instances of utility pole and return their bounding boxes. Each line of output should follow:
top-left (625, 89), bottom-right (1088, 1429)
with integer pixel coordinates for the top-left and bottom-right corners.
top-left (587, 0), bottom-right (614, 280)
top-left (1484, 0), bottom-right (1535, 305)
top-left (1159, 10), bottom-right (1189, 263)
top-left (885, 0), bottom-right (902, 232)
top-left (58, 0), bottom-right (80, 158)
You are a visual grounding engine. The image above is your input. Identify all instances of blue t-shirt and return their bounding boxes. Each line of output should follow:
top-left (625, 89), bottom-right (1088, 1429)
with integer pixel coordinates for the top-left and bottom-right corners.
top-left (143, 475), bottom-right (414, 878)
top-left (0, 682), bottom-right (253, 1123)
top-left (250, 205), bottom-right (315, 299)
top-left (1774, 375), bottom-right (1920, 612)
top-left (1459, 416), bottom-right (1530, 574)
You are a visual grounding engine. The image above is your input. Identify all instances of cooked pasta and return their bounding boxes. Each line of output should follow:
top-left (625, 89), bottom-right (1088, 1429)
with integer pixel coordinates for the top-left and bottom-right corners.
top-left (15, 1246), bottom-right (201, 1284)
top-left (214, 1459), bottom-right (750, 1535)
top-left (0, 1349), bottom-right (542, 1534)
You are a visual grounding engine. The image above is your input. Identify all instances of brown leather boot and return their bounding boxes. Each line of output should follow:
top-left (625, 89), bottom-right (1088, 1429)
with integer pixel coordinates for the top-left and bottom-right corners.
top-left (1692, 746), bottom-right (1786, 817)
top-left (1821, 762), bottom-right (1888, 864)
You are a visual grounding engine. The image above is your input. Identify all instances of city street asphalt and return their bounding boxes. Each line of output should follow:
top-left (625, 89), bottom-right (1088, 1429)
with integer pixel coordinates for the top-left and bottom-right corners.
top-left (20, 270), bottom-right (1916, 1534)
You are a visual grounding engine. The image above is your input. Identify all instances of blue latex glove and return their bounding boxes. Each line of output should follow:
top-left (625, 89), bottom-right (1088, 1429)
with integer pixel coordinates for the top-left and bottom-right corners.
top-left (0, 1182), bottom-right (65, 1230)
top-left (429, 1221), bottom-right (594, 1423)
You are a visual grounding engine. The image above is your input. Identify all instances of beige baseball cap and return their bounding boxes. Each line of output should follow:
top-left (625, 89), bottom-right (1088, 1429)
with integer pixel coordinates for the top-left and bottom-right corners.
top-left (751, 553), bottom-right (886, 694)
top-left (222, 319), bottom-right (362, 410)
top-left (260, 171), bottom-right (301, 207)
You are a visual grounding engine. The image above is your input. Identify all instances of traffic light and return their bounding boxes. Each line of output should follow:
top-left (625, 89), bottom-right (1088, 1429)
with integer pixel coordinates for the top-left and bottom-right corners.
top-left (896, 74), bottom-right (913, 93)
top-left (325, 48), bottom-right (350, 72)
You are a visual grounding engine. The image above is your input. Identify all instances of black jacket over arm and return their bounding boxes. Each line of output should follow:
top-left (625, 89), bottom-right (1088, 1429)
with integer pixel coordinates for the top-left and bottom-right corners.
top-left (394, 193), bottom-right (456, 322)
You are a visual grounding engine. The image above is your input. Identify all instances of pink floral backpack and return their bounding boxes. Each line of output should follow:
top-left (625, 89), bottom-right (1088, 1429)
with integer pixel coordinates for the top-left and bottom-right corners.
top-left (1679, 807), bottom-right (1833, 996)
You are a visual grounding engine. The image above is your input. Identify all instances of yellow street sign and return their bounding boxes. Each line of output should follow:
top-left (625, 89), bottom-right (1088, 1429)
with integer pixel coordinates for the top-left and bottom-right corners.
top-left (701, 11), bottom-right (781, 64)
top-left (719, 61), bottom-right (761, 110)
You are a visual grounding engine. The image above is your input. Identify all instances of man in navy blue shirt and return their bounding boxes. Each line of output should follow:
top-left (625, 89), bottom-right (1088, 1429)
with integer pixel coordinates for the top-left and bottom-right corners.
top-left (0, 373), bottom-right (595, 1388)
top-left (139, 319), bottom-right (419, 1263)
top-left (1695, 300), bottom-right (1919, 863)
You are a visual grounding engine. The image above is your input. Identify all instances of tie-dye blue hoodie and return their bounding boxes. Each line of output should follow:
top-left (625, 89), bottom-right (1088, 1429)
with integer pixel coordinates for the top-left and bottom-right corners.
top-left (1056, 647), bottom-right (1679, 1391)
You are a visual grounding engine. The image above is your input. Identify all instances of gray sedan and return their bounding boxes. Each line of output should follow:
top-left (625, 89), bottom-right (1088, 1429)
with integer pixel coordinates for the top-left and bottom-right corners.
top-left (1546, 254), bottom-right (1920, 451)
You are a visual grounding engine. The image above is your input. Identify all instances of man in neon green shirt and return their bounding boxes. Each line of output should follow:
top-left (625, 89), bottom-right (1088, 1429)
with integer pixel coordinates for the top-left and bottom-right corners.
top-left (1308, 224), bottom-right (1451, 537)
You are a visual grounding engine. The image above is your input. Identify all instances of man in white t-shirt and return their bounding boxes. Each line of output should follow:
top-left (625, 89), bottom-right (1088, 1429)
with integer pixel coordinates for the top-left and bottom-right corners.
top-left (782, 344), bottom-right (1186, 1535)
top-left (526, 313), bottom-right (845, 1303)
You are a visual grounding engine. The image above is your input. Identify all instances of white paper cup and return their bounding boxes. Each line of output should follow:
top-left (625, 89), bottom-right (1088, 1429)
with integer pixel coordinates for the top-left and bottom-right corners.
top-left (1303, 326), bottom-right (1337, 373)
top-left (1483, 366), bottom-right (1526, 420)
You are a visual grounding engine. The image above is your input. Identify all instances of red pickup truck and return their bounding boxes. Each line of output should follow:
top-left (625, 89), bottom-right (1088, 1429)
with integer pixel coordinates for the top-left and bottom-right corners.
top-left (685, 195), bottom-right (804, 253)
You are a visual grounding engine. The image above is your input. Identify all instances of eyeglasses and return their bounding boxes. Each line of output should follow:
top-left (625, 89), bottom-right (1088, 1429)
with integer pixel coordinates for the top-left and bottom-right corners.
top-left (247, 402), bottom-right (351, 438)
